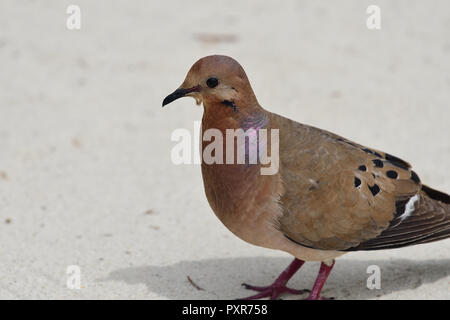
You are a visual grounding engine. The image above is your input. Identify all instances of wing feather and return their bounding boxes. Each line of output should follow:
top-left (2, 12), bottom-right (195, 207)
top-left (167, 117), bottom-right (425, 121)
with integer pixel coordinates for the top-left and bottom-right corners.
top-left (276, 121), bottom-right (449, 251)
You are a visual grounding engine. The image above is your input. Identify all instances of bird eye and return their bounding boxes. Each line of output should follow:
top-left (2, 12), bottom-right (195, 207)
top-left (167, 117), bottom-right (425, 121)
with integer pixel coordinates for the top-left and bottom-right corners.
top-left (206, 77), bottom-right (219, 88)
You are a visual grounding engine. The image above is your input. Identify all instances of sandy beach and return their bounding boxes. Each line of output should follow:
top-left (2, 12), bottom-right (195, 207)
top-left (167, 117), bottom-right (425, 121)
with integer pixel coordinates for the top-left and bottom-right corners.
top-left (0, 0), bottom-right (448, 299)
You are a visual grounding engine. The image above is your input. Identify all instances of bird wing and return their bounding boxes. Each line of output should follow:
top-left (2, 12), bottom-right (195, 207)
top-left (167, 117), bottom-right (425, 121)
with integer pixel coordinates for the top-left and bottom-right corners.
top-left (275, 118), bottom-right (449, 251)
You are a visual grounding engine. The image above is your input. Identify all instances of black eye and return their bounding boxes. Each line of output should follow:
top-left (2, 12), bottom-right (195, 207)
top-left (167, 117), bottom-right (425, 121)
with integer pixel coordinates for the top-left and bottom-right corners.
top-left (206, 77), bottom-right (219, 88)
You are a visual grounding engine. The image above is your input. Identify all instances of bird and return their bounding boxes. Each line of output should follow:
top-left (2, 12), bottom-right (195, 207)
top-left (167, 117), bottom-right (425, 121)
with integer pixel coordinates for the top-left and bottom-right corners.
top-left (162, 55), bottom-right (450, 300)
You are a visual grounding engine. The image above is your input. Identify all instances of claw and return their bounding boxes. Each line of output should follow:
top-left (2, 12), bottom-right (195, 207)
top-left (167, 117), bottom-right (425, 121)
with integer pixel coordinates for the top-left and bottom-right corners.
top-left (237, 259), bottom-right (336, 300)
top-left (237, 258), bottom-right (307, 300)
top-left (240, 282), bottom-right (309, 300)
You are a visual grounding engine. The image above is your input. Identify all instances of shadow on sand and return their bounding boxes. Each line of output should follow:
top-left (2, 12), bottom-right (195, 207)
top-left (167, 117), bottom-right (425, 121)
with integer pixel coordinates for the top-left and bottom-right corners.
top-left (102, 256), bottom-right (449, 299)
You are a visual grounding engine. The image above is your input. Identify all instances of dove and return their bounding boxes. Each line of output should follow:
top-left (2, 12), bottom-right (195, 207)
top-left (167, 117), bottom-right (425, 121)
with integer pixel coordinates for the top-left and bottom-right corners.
top-left (162, 55), bottom-right (450, 300)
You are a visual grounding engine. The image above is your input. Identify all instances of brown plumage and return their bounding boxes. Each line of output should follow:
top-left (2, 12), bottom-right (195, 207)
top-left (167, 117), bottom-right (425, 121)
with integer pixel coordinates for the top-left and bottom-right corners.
top-left (162, 55), bottom-right (449, 299)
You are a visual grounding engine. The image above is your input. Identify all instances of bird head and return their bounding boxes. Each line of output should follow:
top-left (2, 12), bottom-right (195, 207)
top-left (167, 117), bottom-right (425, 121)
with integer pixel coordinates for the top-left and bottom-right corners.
top-left (162, 55), bottom-right (258, 113)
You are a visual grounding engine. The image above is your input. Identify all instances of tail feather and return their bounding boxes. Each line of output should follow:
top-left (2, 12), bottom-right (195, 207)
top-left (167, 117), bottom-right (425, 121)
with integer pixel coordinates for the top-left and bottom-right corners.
top-left (418, 228), bottom-right (450, 245)
top-left (421, 184), bottom-right (450, 204)
top-left (345, 184), bottom-right (449, 251)
top-left (411, 184), bottom-right (450, 245)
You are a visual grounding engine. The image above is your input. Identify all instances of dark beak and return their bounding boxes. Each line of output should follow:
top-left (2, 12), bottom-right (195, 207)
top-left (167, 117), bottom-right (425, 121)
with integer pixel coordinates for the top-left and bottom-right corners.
top-left (162, 85), bottom-right (201, 107)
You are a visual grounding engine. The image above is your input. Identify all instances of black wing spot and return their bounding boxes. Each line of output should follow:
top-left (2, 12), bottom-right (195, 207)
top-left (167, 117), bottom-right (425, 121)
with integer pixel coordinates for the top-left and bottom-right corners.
top-left (368, 184), bottom-right (380, 196)
top-left (394, 198), bottom-right (408, 218)
top-left (387, 161), bottom-right (409, 171)
top-left (385, 153), bottom-right (409, 170)
top-left (354, 177), bottom-right (361, 188)
top-left (410, 171), bottom-right (421, 184)
top-left (372, 159), bottom-right (384, 168)
top-left (358, 165), bottom-right (367, 172)
top-left (361, 148), bottom-right (382, 158)
top-left (386, 170), bottom-right (398, 179)
top-left (373, 152), bottom-right (383, 158)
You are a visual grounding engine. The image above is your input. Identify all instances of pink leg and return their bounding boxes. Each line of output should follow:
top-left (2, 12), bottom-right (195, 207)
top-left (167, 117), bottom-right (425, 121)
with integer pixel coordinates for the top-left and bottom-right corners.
top-left (305, 260), bottom-right (335, 300)
top-left (240, 258), bottom-right (309, 300)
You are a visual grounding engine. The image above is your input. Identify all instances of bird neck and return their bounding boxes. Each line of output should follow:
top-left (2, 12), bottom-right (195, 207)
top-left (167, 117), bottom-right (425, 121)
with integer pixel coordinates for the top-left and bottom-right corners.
top-left (199, 102), bottom-right (278, 224)
top-left (201, 101), bottom-right (268, 132)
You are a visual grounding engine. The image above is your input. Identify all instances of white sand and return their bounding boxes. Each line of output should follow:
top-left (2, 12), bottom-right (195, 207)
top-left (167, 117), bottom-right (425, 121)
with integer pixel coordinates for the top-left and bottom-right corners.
top-left (0, 0), bottom-right (448, 299)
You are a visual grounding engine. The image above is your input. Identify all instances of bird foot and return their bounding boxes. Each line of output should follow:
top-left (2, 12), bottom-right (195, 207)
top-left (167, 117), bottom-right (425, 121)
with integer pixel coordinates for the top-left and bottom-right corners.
top-left (239, 282), bottom-right (310, 300)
